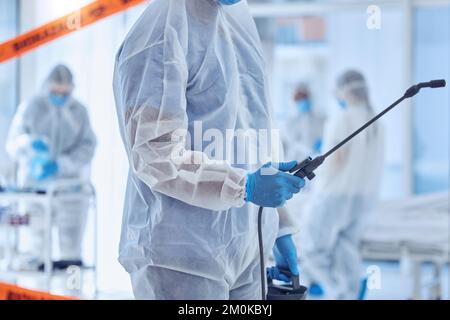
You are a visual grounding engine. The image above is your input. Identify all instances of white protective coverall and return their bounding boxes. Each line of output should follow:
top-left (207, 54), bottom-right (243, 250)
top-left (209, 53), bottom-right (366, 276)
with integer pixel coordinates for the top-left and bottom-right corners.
top-left (300, 104), bottom-right (384, 300)
top-left (113, 0), bottom-right (297, 299)
top-left (7, 68), bottom-right (97, 262)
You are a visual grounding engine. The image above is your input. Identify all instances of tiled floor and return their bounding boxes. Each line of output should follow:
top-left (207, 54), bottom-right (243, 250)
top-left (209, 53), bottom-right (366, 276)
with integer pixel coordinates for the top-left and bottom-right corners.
top-left (1, 261), bottom-right (448, 300)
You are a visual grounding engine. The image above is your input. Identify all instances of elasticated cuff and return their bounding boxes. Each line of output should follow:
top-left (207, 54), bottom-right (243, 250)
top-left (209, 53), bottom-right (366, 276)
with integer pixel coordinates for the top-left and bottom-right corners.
top-left (245, 173), bottom-right (255, 203)
top-left (221, 168), bottom-right (248, 208)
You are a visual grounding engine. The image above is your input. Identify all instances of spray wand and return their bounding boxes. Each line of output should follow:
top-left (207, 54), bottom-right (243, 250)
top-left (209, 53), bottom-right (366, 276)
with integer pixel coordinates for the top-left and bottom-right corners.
top-left (258, 79), bottom-right (447, 300)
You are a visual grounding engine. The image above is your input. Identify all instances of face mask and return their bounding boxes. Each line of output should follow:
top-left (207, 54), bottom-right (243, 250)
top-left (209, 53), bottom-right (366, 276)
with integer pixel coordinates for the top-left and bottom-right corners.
top-left (49, 93), bottom-right (69, 107)
top-left (218, 0), bottom-right (242, 5)
top-left (337, 99), bottom-right (347, 110)
top-left (297, 99), bottom-right (312, 114)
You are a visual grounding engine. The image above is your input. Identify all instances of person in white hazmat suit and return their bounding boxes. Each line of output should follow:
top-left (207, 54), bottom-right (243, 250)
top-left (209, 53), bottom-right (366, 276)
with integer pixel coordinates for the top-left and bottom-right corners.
top-left (6, 64), bottom-right (97, 269)
top-left (113, 0), bottom-right (306, 300)
top-left (300, 70), bottom-right (384, 300)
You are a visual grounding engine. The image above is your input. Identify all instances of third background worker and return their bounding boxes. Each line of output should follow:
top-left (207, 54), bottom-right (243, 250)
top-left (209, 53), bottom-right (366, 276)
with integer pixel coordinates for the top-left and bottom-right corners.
top-left (300, 70), bottom-right (384, 300)
top-left (7, 64), bottom-right (97, 270)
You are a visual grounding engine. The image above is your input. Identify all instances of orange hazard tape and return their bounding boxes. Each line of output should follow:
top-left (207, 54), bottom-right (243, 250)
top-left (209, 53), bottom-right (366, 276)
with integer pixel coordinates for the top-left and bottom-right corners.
top-left (0, 0), bottom-right (147, 64)
top-left (0, 282), bottom-right (76, 300)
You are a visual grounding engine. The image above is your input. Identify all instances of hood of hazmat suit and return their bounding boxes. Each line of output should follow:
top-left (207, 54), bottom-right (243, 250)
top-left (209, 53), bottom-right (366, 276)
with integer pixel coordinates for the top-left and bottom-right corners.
top-left (113, 0), bottom-right (287, 298)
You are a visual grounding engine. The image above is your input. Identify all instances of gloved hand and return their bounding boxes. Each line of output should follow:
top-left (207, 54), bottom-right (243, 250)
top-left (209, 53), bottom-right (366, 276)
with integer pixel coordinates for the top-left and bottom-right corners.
top-left (31, 139), bottom-right (49, 153)
top-left (246, 161), bottom-right (305, 208)
top-left (267, 266), bottom-right (291, 283)
top-left (272, 234), bottom-right (299, 281)
top-left (31, 156), bottom-right (59, 181)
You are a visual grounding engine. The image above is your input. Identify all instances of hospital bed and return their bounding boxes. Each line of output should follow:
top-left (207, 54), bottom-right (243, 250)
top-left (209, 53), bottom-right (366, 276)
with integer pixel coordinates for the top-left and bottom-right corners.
top-left (0, 180), bottom-right (98, 297)
top-left (361, 192), bottom-right (449, 300)
top-left (285, 190), bottom-right (449, 300)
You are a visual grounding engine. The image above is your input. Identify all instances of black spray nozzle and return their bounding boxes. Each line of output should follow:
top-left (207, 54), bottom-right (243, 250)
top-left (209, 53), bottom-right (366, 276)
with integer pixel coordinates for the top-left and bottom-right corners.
top-left (404, 79), bottom-right (446, 98)
top-left (289, 155), bottom-right (325, 181)
top-left (422, 79), bottom-right (446, 88)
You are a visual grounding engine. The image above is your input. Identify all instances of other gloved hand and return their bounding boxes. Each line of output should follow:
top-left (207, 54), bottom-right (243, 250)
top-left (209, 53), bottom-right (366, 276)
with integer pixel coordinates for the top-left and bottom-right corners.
top-left (31, 139), bottom-right (49, 153)
top-left (31, 156), bottom-right (59, 181)
top-left (267, 266), bottom-right (291, 283)
top-left (246, 161), bottom-right (305, 208)
top-left (272, 234), bottom-right (299, 281)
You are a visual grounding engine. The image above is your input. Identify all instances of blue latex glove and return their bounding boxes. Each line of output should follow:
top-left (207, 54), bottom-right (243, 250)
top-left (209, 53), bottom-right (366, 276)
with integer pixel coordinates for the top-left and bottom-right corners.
top-left (31, 139), bottom-right (49, 153)
top-left (273, 234), bottom-right (299, 281)
top-left (309, 283), bottom-right (325, 297)
top-left (31, 156), bottom-right (59, 181)
top-left (267, 266), bottom-right (291, 283)
top-left (218, 0), bottom-right (242, 5)
top-left (246, 161), bottom-right (305, 208)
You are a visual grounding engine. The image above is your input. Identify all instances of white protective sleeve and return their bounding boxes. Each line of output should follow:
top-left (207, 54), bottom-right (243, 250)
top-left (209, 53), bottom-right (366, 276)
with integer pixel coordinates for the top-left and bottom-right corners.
top-left (116, 29), bottom-right (247, 212)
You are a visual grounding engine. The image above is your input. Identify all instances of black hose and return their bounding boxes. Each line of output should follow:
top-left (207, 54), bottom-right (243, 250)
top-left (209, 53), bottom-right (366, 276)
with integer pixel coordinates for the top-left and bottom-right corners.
top-left (258, 206), bottom-right (266, 300)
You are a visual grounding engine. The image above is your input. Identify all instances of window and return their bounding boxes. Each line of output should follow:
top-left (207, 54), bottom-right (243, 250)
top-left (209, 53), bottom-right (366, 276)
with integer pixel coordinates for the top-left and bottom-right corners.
top-left (413, 5), bottom-right (450, 194)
